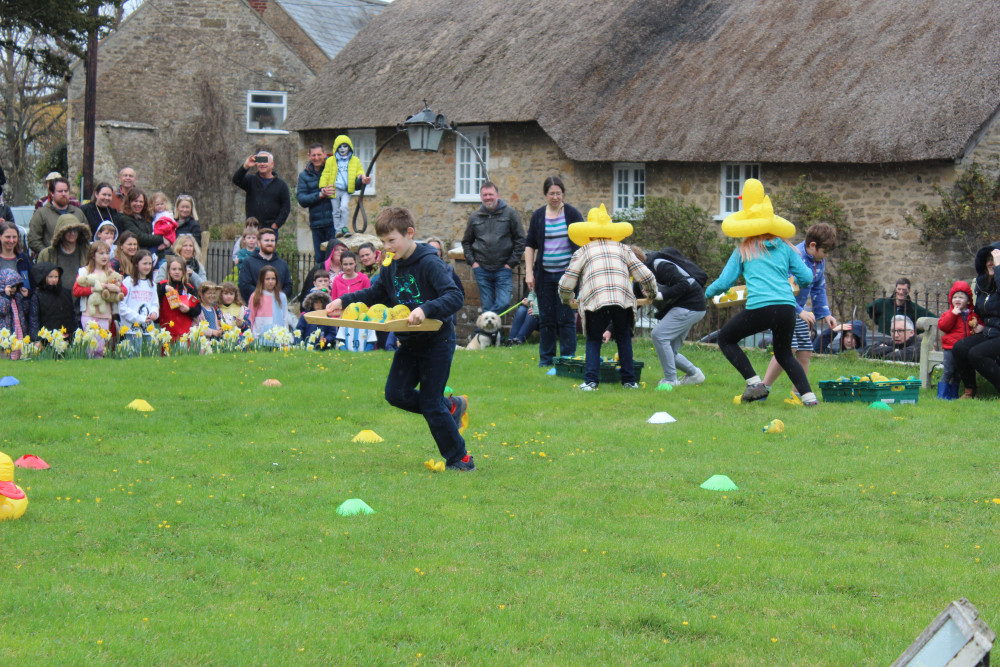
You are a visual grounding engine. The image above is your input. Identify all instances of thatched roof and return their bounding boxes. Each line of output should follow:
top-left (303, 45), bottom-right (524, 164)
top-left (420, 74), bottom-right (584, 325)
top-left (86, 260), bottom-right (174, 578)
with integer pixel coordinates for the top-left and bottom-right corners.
top-left (285, 0), bottom-right (1000, 163)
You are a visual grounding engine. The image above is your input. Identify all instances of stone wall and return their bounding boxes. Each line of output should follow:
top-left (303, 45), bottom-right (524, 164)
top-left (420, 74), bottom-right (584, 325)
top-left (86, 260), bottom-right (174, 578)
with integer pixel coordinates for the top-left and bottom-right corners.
top-left (300, 115), bottom-right (1000, 298)
top-left (258, 2), bottom-right (330, 73)
top-left (67, 0), bottom-right (316, 229)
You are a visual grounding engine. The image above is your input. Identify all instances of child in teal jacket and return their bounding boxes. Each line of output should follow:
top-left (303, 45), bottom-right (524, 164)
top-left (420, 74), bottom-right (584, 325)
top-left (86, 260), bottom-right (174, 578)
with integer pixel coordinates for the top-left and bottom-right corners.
top-left (705, 179), bottom-right (817, 405)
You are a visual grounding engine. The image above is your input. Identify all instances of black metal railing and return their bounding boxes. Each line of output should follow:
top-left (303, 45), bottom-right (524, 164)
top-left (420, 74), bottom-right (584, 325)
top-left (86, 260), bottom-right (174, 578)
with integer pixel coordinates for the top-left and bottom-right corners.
top-left (203, 247), bottom-right (318, 297)
top-left (203, 244), bottom-right (953, 349)
top-left (674, 285), bottom-right (951, 346)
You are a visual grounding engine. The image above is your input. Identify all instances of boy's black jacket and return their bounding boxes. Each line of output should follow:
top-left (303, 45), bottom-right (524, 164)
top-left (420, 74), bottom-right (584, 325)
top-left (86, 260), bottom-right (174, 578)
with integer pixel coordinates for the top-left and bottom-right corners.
top-left (339, 242), bottom-right (464, 341)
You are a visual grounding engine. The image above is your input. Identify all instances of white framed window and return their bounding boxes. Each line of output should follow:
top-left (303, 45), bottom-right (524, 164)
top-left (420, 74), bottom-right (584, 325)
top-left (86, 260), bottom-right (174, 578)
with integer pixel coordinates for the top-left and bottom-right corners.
top-left (453, 125), bottom-right (489, 202)
top-left (348, 129), bottom-right (376, 195)
top-left (719, 163), bottom-right (760, 217)
top-left (613, 163), bottom-right (645, 211)
top-left (246, 91), bottom-right (288, 134)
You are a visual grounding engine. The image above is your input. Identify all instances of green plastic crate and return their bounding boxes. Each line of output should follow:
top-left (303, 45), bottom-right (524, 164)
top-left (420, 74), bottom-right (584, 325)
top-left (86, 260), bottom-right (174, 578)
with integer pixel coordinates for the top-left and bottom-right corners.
top-left (818, 380), bottom-right (857, 403)
top-left (856, 380), bottom-right (921, 405)
top-left (554, 356), bottom-right (644, 383)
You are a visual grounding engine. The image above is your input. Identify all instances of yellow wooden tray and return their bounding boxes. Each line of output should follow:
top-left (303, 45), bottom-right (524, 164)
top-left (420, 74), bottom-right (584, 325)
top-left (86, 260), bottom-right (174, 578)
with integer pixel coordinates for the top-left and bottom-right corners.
top-left (712, 285), bottom-right (747, 309)
top-left (303, 310), bottom-right (442, 332)
top-left (712, 278), bottom-right (800, 309)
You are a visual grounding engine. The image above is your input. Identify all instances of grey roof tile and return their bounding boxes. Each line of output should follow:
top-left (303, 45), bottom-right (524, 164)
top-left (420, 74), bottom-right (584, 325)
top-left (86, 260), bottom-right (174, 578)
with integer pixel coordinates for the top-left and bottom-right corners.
top-left (275, 0), bottom-right (387, 59)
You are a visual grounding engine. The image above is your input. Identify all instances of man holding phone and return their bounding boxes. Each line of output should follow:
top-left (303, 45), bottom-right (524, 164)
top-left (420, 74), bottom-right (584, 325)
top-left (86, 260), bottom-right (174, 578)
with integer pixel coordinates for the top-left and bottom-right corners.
top-left (232, 151), bottom-right (291, 234)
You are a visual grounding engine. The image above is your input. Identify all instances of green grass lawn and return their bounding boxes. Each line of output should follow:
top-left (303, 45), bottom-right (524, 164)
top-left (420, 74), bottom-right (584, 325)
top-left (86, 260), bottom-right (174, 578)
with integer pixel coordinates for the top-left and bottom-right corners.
top-left (1, 342), bottom-right (997, 665)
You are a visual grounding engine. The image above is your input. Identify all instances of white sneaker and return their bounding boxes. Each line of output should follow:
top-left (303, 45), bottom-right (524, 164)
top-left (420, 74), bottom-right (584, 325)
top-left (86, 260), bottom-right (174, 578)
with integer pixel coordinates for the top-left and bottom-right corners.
top-left (622, 382), bottom-right (640, 389)
top-left (679, 369), bottom-right (706, 385)
top-left (578, 382), bottom-right (598, 391)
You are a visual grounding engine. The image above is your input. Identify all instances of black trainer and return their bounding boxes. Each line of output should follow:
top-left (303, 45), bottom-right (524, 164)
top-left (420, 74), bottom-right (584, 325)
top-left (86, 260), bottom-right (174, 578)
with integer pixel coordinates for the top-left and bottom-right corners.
top-left (446, 455), bottom-right (476, 471)
top-left (741, 382), bottom-right (770, 403)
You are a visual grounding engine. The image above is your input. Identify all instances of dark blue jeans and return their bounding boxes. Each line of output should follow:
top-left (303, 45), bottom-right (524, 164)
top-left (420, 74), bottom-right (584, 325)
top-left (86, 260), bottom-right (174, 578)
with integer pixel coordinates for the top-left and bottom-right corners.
top-left (509, 304), bottom-right (538, 342)
top-left (384, 332), bottom-right (466, 464)
top-left (584, 306), bottom-right (636, 385)
top-left (472, 266), bottom-right (513, 314)
top-left (311, 225), bottom-right (334, 266)
top-left (537, 270), bottom-right (577, 365)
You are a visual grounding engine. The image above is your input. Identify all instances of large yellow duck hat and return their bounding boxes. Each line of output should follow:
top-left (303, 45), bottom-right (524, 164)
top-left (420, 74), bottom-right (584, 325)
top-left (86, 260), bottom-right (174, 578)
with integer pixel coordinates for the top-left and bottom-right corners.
top-left (721, 178), bottom-right (796, 239)
top-left (0, 451), bottom-right (28, 521)
top-left (568, 204), bottom-right (633, 247)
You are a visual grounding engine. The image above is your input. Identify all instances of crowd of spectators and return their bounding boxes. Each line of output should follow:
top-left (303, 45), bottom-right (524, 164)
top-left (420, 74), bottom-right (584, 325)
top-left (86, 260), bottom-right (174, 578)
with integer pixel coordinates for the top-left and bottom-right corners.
top-left (2, 158), bottom-right (998, 402)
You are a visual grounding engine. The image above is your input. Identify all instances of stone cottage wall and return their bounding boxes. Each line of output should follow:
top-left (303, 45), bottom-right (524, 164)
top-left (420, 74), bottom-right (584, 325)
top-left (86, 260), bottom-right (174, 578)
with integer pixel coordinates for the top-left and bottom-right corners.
top-left (301, 114), bottom-right (1000, 306)
top-left (67, 0), bottom-right (316, 229)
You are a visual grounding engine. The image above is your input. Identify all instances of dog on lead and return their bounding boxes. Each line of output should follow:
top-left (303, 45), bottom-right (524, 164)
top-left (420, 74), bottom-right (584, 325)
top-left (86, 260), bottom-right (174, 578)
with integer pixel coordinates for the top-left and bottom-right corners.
top-left (463, 311), bottom-right (502, 350)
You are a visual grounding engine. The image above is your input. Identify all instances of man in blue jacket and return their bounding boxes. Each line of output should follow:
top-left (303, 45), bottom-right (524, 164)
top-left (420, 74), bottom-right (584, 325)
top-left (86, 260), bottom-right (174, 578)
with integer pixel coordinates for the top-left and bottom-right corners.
top-left (237, 228), bottom-right (293, 304)
top-left (297, 144), bottom-right (335, 265)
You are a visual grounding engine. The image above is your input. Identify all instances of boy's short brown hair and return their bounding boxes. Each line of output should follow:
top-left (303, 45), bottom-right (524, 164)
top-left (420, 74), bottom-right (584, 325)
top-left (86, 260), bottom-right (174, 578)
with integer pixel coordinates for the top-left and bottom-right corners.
top-left (374, 207), bottom-right (415, 237)
top-left (804, 223), bottom-right (837, 251)
top-left (312, 268), bottom-right (330, 280)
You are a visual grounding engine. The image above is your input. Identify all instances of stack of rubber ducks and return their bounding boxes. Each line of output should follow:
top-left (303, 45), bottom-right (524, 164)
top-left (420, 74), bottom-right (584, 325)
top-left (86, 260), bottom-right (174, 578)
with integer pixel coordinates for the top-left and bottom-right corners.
top-left (0, 451), bottom-right (28, 521)
top-left (340, 303), bottom-right (411, 322)
top-left (836, 372), bottom-right (910, 384)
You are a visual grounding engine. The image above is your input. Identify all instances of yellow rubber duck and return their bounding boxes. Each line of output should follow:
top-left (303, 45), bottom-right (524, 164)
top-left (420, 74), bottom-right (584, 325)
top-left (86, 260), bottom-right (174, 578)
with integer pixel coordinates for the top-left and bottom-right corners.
top-left (0, 452), bottom-right (28, 521)
top-left (341, 302), bottom-right (368, 321)
top-left (567, 204), bottom-right (634, 246)
top-left (721, 179), bottom-right (796, 239)
top-left (389, 304), bottom-right (411, 320)
top-left (783, 392), bottom-right (803, 407)
top-left (424, 459), bottom-right (446, 472)
top-left (762, 419), bottom-right (785, 434)
top-left (365, 304), bottom-right (389, 323)
top-left (718, 286), bottom-right (740, 302)
top-left (382, 251), bottom-right (395, 267)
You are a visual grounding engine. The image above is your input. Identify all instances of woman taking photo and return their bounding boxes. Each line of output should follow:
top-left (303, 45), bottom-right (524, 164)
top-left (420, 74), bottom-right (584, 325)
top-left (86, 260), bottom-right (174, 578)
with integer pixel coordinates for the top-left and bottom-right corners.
top-left (118, 188), bottom-right (165, 253)
top-left (80, 182), bottom-right (118, 238)
top-left (524, 176), bottom-right (583, 366)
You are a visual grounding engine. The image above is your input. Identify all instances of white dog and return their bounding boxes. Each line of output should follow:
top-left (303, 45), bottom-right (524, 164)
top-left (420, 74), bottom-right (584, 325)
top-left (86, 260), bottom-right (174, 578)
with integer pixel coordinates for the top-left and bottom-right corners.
top-left (464, 311), bottom-right (502, 350)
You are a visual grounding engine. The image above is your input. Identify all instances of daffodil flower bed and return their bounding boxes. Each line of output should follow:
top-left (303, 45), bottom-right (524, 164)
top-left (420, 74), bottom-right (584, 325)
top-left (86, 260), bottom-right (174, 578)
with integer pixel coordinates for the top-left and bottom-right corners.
top-left (8, 321), bottom-right (313, 360)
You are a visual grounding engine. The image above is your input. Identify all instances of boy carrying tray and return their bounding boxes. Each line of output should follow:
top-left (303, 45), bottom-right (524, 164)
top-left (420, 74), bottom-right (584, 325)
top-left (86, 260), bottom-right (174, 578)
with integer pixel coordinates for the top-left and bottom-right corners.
top-left (326, 207), bottom-right (474, 471)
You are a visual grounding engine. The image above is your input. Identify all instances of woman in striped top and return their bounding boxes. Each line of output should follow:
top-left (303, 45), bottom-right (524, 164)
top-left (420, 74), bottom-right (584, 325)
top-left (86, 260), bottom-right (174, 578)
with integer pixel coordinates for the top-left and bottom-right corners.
top-left (524, 176), bottom-right (584, 366)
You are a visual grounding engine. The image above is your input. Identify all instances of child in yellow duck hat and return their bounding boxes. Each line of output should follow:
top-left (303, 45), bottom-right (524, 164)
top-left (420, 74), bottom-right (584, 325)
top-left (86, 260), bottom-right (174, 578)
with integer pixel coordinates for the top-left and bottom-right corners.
top-left (557, 204), bottom-right (657, 391)
top-left (704, 179), bottom-right (819, 405)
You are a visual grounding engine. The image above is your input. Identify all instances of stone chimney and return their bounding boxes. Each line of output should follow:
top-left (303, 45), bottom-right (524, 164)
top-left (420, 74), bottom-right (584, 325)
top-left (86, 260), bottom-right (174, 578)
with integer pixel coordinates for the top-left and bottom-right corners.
top-left (248, 0), bottom-right (267, 15)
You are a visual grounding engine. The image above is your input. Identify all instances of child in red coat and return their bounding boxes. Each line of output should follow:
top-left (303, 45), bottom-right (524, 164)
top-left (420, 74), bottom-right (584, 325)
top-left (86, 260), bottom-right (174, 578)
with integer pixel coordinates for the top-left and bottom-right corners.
top-left (937, 280), bottom-right (978, 399)
top-left (157, 256), bottom-right (201, 341)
